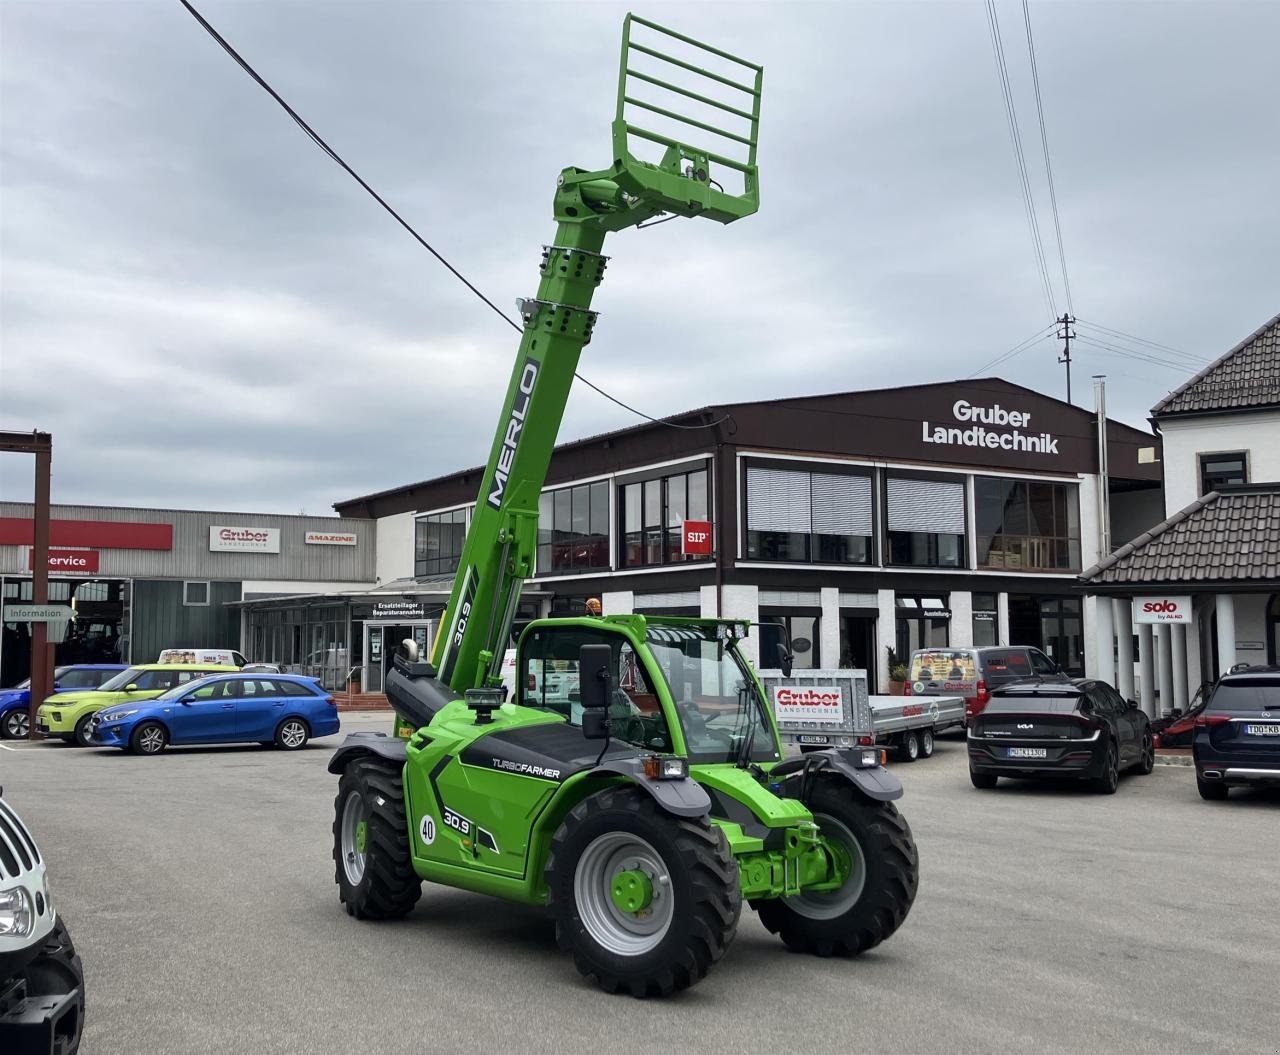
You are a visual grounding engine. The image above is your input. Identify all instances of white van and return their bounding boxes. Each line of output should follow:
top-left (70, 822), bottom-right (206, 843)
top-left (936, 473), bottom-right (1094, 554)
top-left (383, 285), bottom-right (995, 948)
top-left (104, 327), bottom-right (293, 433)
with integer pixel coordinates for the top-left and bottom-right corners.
top-left (157, 648), bottom-right (247, 667)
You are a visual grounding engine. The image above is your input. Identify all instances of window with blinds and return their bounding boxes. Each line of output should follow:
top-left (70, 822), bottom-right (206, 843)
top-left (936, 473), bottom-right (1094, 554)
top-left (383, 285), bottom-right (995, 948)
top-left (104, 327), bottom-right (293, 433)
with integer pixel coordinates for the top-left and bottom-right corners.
top-left (885, 476), bottom-right (966, 568)
top-left (745, 465), bottom-right (873, 564)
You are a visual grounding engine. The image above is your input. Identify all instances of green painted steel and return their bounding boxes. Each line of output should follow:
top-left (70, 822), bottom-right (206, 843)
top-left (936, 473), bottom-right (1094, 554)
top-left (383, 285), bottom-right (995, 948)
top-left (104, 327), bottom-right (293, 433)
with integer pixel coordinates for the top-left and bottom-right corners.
top-left (611, 869), bottom-right (653, 914)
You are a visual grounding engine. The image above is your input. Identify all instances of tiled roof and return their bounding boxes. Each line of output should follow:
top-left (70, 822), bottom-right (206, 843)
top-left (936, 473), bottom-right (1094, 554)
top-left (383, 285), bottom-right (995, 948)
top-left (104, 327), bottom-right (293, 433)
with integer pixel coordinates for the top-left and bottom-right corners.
top-left (1151, 312), bottom-right (1280, 417)
top-left (1081, 483), bottom-right (1280, 585)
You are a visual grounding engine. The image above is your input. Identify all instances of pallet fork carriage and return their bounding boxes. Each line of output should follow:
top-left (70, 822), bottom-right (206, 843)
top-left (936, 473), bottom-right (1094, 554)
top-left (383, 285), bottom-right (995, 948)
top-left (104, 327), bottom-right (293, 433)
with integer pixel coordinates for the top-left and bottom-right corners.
top-left (330, 15), bottom-right (919, 996)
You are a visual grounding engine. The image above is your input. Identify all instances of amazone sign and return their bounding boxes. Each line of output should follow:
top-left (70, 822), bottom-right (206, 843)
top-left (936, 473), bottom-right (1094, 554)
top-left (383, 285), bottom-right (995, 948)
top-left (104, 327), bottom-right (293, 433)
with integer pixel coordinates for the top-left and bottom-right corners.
top-left (922, 400), bottom-right (1060, 456)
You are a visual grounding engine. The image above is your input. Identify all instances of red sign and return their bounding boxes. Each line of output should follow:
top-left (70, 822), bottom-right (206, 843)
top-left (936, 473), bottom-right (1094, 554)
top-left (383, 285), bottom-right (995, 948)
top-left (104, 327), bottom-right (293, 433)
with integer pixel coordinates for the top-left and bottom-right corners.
top-left (28, 549), bottom-right (100, 574)
top-left (682, 520), bottom-right (713, 556)
top-left (0, 518), bottom-right (173, 551)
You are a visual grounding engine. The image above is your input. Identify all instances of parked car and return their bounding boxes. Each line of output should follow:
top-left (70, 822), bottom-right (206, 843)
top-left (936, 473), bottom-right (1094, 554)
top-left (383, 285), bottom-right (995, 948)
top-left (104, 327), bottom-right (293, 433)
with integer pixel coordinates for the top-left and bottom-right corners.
top-left (906, 645), bottom-right (1072, 723)
top-left (88, 672), bottom-right (340, 755)
top-left (1150, 686), bottom-right (1211, 748)
top-left (156, 648), bottom-right (246, 667)
top-left (0, 786), bottom-right (85, 1052)
top-left (240, 662), bottom-right (287, 675)
top-left (1192, 666), bottom-right (1280, 800)
top-left (35, 664), bottom-right (235, 746)
top-left (967, 678), bottom-right (1154, 793)
top-left (0, 664), bottom-right (126, 740)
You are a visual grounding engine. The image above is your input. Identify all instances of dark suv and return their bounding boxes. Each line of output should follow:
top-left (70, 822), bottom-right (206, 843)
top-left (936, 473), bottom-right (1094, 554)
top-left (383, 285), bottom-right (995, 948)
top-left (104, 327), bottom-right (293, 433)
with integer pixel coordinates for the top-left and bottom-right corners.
top-left (907, 646), bottom-right (1072, 722)
top-left (1192, 667), bottom-right (1280, 800)
top-left (967, 679), bottom-right (1154, 793)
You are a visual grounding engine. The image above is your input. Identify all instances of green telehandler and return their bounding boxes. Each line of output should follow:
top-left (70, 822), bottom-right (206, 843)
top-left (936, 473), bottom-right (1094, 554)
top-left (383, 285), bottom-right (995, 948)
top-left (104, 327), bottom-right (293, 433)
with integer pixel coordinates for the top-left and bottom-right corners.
top-left (329, 13), bottom-right (918, 996)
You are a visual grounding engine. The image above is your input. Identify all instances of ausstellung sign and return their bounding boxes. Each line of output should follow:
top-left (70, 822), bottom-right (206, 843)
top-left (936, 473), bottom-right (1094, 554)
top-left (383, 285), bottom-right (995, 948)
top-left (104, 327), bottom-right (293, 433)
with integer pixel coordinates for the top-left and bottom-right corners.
top-left (209, 526), bottom-right (280, 553)
top-left (922, 400), bottom-right (1060, 455)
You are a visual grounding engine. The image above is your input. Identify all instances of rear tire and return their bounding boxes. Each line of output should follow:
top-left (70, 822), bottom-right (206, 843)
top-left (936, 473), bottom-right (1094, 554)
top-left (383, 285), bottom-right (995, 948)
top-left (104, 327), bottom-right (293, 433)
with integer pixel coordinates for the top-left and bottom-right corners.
top-left (969, 768), bottom-right (998, 789)
top-left (1135, 731), bottom-right (1155, 775)
top-left (546, 786), bottom-right (740, 997)
top-left (1, 708), bottom-right (29, 739)
top-left (918, 727), bottom-right (935, 758)
top-left (72, 715), bottom-right (95, 748)
top-left (1091, 741), bottom-right (1120, 795)
top-left (898, 731), bottom-right (920, 763)
top-left (753, 780), bottom-right (918, 957)
top-left (17, 916), bottom-right (85, 1054)
top-left (333, 759), bottom-right (422, 919)
top-left (1196, 777), bottom-right (1228, 801)
top-left (129, 721), bottom-right (168, 755)
top-left (274, 717), bottom-right (309, 750)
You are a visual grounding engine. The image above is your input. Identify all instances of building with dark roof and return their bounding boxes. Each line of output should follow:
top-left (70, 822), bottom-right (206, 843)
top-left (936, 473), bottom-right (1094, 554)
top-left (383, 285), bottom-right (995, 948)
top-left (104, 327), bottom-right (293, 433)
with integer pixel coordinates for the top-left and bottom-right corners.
top-left (1081, 311), bottom-right (1280, 717)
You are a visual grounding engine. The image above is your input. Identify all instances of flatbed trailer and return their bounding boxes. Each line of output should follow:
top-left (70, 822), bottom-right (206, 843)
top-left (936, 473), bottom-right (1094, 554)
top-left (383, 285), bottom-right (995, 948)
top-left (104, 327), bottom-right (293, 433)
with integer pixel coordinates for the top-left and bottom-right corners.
top-left (869, 694), bottom-right (965, 762)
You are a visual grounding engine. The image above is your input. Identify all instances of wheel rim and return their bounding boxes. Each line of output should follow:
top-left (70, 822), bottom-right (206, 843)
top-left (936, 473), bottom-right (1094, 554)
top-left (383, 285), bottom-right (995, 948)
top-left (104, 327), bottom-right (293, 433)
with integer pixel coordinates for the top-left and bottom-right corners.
top-left (573, 832), bottom-right (674, 956)
top-left (340, 791), bottom-right (367, 885)
top-left (7, 712), bottom-right (28, 738)
top-left (906, 734), bottom-right (918, 759)
top-left (139, 726), bottom-right (164, 753)
top-left (281, 721), bottom-right (306, 748)
top-left (921, 729), bottom-right (934, 754)
top-left (785, 813), bottom-right (867, 920)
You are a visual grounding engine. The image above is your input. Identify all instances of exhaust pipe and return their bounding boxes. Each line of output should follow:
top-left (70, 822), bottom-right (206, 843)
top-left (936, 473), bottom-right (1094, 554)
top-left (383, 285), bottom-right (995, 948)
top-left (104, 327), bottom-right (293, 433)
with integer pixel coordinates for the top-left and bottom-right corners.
top-left (1201, 770), bottom-right (1222, 780)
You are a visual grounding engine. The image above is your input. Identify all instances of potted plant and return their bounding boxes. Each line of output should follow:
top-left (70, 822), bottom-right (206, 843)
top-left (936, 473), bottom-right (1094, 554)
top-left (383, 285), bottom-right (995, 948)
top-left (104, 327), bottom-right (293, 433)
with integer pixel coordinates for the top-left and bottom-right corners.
top-left (886, 646), bottom-right (908, 696)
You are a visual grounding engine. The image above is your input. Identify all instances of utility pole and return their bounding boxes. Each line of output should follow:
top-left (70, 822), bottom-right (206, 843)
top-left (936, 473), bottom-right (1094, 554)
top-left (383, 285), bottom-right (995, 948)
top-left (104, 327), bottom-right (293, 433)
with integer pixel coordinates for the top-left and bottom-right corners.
top-left (1057, 312), bottom-right (1076, 404)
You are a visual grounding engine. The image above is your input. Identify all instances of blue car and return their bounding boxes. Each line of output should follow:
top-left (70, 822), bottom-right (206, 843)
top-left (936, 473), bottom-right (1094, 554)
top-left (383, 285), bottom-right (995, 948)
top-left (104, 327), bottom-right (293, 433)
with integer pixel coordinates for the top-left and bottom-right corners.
top-left (0, 663), bottom-right (127, 739)
top-left (88, 672), bottom-right (341, 755)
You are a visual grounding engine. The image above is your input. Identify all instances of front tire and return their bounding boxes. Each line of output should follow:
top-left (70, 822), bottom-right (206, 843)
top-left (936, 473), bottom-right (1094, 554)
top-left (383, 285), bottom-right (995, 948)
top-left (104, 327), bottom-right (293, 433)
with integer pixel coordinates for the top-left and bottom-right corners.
top-left (72, 715), bottom-right (95, 748)
top-left (274, 717), bottom-right (309, 750)
top-left (130, 721), bottom-right (168, 755)
top-left (333, 759), bottom-right (422, 919)
top-left (1, 708), bottom-right (29, 739)
top-left (546, 786), bottom-right (740, 997)
top-left (753, 781), bottom-right (918, 957)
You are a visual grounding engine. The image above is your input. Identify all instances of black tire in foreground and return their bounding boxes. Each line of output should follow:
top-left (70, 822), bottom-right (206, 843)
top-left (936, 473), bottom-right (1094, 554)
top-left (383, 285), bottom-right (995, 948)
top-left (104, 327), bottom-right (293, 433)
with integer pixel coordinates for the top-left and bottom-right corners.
top-left (333, 759), bottom-right (422, 919)
top-left (1196, 777), bottom-right (1228, 801)
top-left (1091, 741), bottom-right (1120, 795)
top-left (753, 779), bottom-right (918, 957)
top-left (129, 721), bottom-right (168, 755)
top-left (0, 709), bottom-right (29, 740)
top-left (970, 768), bottom-right (998, 789)
top-left (546, 786), bottom-right (740, 997)
top-left (4, 917), bottom-right (86, 1054)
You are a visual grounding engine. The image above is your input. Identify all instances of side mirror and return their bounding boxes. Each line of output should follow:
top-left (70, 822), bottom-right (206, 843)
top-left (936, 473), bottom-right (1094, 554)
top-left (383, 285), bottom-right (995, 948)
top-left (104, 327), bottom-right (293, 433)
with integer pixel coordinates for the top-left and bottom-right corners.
top-left (578, 644), bottom-right (613, 741)
top-left (52, 681), bottom-right (61, 689)
top-left (125, 683), bottom-right (139, 693)
top-left (777, 643), bottom-right (794, 680)
top-left (180, 697), bottom-right (193, 706)
top-left (1127, 699), bottom-right (1139, 710)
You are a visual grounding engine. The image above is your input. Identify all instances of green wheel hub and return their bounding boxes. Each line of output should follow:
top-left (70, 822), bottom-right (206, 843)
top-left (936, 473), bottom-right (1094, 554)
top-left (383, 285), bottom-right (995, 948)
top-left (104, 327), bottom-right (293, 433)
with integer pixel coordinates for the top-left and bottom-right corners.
top-left (610, 868), bottom-right (654, 914)
top-left (355, 819), bottom-right (368, 855)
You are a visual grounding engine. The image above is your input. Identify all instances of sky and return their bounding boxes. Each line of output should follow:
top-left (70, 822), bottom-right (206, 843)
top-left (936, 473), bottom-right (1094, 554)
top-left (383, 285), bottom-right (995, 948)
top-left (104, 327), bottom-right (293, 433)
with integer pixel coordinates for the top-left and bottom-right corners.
top-left (1, 0), bottom-right (1277, 515)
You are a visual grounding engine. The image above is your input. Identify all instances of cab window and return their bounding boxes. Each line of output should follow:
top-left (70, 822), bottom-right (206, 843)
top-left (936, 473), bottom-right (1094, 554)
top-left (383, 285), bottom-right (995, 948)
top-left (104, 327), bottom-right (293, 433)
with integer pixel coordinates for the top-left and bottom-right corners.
top-left (520, 628), bottom-right (672, 752)
top-left (1029, 650), bottom-right (1058, 676)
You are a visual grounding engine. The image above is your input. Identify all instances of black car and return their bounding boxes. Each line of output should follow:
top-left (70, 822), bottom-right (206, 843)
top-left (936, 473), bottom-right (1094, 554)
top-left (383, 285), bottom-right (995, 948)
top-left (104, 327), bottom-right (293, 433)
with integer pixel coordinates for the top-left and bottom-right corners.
top-left (1192, 666), bottom-right (1280, 801)
top-left (967, 679), bottom-right (1153, 794)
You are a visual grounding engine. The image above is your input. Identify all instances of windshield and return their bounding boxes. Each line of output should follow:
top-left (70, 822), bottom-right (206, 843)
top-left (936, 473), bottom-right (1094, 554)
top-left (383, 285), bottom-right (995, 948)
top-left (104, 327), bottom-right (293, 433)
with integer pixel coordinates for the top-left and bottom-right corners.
top-left (99, 667), bottom-right (146, 692)
top-left (645, 626), bottom-right (777, 764)
top-left (13, 665), bottom-right (73, 691)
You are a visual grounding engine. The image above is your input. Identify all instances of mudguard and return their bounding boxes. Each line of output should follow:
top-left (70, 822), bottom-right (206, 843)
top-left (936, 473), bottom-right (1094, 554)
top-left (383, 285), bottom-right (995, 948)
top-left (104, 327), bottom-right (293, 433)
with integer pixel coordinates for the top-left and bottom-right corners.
top-left (774, 748), bottom-right (903, 802)
top-left (327, 731), bottom-right (408, 775)
top-left (586, 758), bottom-right (711, 818)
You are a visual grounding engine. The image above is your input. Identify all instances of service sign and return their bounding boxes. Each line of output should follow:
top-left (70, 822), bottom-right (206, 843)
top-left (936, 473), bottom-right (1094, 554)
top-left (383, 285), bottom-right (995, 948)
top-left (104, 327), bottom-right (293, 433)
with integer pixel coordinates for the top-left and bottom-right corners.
top-left (209, 526), bottom-right (280, 553)
top-left (28, 548), bottom-right (100, 574)
top-left (771, 685), bottom-right (845, 726)
top-left (305, 531), bottom-right (358, 546)
top-left (1134, 595), bottom-right (1192, 623)
top-left (682, 520), bottom-right (713, 556)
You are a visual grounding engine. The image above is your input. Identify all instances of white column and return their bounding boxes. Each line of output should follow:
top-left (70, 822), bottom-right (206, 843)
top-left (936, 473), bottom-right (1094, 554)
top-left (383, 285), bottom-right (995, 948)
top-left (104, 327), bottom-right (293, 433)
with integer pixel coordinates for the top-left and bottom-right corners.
top-left (1092, 595), bottom-right (1115, 685)
top-left (1156, 623), bottom-right (1175, 717)
top-left (722, 584), bottom-right (760, 667)
top-left (699, 585), bottom-right (719, 619)
top-left (876, 588), bottom-right (895, 692)
top-left (601, 590), bottom-right (634, 615)
top-left (1137, 623), bottom-right (1156, 718)
top-left (1215, 594), bottom-right (1237, 676)
top-left (996, 592), bottom-right (1010, 646)
top-left (949, 591), bottom-right (974, 647)
top-left (1170, 623), bottom-right (1188, 713)
top-left (1113, 598), bottom-right (1135, 701)
top-left (819, 587), bottom-right (841, 669)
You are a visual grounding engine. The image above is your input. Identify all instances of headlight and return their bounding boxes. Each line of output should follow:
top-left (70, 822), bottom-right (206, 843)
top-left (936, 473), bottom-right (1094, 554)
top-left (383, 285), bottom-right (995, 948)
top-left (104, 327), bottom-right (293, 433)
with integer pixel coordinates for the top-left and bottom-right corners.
top-left (102, 710), bottom-right (138, 722)
top-left (642, 755), bottom-right (688, 780)
top-left (0, 886), bottom-right (35, 937)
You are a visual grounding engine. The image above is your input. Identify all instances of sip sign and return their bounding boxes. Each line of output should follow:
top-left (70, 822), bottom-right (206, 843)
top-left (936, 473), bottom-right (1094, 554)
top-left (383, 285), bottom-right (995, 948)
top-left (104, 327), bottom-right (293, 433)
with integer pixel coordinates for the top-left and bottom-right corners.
top-left (771, 685), bottom-right (844, 726)
top-left (1134, 595), bottom-right (1192, 623)
top-left (682, 520), bottom-right (712, 556)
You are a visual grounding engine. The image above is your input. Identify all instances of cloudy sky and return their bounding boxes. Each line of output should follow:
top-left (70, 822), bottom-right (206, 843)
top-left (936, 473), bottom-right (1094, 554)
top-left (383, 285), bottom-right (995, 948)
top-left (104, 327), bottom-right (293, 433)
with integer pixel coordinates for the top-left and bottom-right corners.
top-left (2, 0), bottom-right (1277, 515)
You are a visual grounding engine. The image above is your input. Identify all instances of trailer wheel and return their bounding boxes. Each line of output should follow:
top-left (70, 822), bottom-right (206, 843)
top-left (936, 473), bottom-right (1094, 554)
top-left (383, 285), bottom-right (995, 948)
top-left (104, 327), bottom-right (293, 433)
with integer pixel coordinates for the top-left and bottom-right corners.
top-left (546, 786), bottom-right (740, 997)
top-left (333, 758), bottom-right (422, 919)
top-left (918, 727), bottom-right (935, 758)
top-left (897, 730), bottom-right (920, 763)
top-left (753, 779), bottom-right (917, 956)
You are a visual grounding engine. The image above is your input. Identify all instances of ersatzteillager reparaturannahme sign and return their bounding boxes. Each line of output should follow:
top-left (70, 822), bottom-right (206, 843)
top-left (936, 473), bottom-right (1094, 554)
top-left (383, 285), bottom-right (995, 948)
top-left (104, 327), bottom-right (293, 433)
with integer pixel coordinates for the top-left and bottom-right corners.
top-left (922, 400), bottom-right (1059, 455)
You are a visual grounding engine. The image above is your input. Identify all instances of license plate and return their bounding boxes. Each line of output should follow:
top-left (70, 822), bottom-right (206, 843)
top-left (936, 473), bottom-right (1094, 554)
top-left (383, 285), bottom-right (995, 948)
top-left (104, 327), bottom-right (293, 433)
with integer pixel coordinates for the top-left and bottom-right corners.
top-left (1244, 724), bottom-right (1280, 736)
top-left (798, 734), bottom-right (830, 745)
top-left (1007, 746), bottom-right (1047, 759)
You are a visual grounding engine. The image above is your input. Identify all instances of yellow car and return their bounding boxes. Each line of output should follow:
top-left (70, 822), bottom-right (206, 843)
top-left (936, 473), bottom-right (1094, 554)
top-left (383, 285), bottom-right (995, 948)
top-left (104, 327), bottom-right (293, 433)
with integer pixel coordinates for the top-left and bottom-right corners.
top-left (36, 663), bottom-right (236, 746)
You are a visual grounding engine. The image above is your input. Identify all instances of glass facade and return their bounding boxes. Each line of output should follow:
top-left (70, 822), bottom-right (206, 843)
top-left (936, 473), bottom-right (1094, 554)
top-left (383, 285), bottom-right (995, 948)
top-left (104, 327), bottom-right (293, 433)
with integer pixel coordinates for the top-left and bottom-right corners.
top-left (745, 466), bottom-right (873, 564)
top-left (415, 508), bottom-right (468, 577)
top-left (885, 477), bottom-right (965, 568)
top-left (759, 611), bottom-right (820, 670)
top-left (249, 604), bottom-right (351, 689)
top-left (972, 592), bottom-right (998, 646)
top-left (621, 465), bottom-right (710, 568)
top-left (895, 595), bottom-right (950, 657)
top-left (537, 481), bottom-right (609, 575)
top-left (975, 478), bottom-right (1080, 572)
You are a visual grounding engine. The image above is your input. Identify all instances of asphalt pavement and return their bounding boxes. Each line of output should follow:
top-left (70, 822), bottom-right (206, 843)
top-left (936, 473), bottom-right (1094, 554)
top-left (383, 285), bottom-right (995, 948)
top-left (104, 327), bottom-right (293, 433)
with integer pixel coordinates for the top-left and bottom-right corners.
top-left (1, 717), bottom-right (1276, 1054)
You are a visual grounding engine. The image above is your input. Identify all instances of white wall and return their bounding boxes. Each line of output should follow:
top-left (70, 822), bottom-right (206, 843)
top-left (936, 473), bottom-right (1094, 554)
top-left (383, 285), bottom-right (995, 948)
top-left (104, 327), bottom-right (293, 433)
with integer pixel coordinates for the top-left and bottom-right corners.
top-left (721, 584), bottom-right (760, 666)
top-left (375, 511), bottom-right (416, 584)
top-left (241, 579), bottom-right (373, 596)
top-left (1160, 410), bottom-right (1280, 515)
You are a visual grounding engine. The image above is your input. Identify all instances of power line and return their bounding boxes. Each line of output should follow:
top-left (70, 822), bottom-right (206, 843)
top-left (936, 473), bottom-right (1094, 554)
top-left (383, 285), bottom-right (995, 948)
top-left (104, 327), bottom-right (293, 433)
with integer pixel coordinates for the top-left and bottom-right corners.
top-left (984, 0), bottom-right (1057, 320)
top-left (966, 323), bottom-right (1057, 377)
top-left (1074, 318), bottom-right (1208, 364)
top-left (176, 0), bottom-right (730, 433)
top-left (1073, 333), bottom-right (1198, 372)
top-left (1020, 0), bottom-right (1073, 315)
